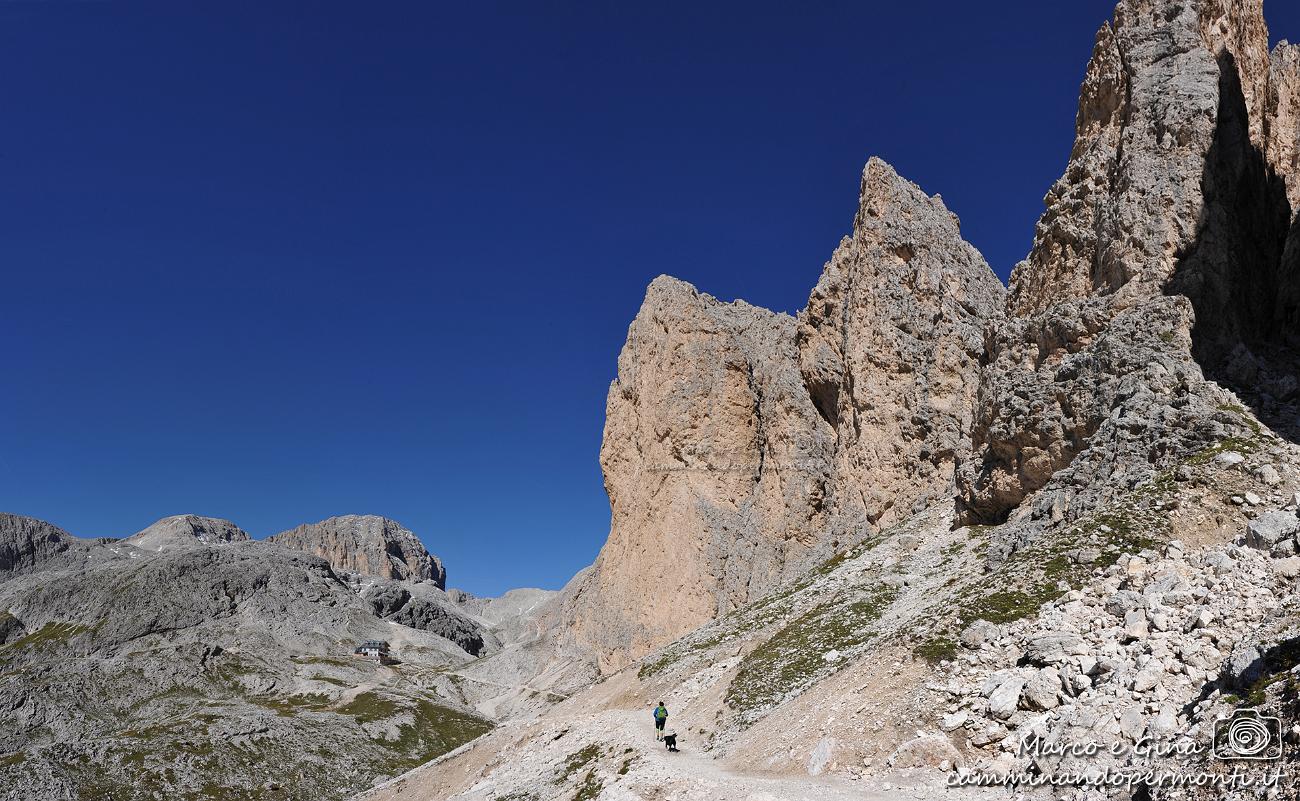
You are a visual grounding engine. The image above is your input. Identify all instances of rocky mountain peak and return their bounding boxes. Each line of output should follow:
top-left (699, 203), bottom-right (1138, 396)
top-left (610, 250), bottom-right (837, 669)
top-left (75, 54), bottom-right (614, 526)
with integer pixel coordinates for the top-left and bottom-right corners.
top-left (959, 0), bottom-right (1300, 527)
top-left (799, 156), bottom-right (1004, 533)
top-left (267, 514), bottom-right (446, 587)
top-left (567, 274), bottom-right (831, 672)
top-left (0, 513), bottom-right (80, 574)
top-left (565, 156), bottom-right (1003, 672)
top-left (120, 514), bottom-right (250, 553)
top-left (1007, 0), bottom-right (1291, 325)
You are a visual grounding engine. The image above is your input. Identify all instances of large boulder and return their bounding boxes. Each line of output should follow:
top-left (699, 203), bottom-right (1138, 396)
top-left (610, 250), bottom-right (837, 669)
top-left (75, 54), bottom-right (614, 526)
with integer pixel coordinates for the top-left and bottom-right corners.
top-left (1025, 631), bottom-right (1088, 666)
top-left (987, 673), bottom-right (1027, 720)
top-left (1244, 510), bottom-right (1300, 549)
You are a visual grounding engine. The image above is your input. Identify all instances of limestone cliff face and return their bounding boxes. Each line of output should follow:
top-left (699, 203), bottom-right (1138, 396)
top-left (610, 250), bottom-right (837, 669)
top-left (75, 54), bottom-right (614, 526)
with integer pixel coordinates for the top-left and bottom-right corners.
top-left (961, 0), bottom-right (1299, 526)
top-left (568, 162), bottom-right (1003, 672)
top-left (568, 0), bottom-right (1300, 668)
top-left (1006, 0), bottom-right (1277, 318)
top-left (268, 515), bottom-right (446, 587)
top-left (1267, 41), bottom-right (1300, 207)
top-left (566, 277), bottom-right (834, 672)
top-left (798, 158), bottom-right (1005, 533)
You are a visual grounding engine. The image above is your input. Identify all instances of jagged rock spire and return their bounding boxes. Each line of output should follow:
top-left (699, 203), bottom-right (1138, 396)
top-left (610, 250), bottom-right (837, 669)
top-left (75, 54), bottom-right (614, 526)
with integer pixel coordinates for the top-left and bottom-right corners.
top-left (568, 159), bottom-right (1003, 671)
top-left (962, 0), bottom-right (1298, 526)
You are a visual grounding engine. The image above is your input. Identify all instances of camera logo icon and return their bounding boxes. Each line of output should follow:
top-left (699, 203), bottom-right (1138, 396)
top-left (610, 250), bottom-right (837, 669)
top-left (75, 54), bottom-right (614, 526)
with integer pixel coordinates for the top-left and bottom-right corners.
top-left (1213, 710), bottom-right (1283, 761)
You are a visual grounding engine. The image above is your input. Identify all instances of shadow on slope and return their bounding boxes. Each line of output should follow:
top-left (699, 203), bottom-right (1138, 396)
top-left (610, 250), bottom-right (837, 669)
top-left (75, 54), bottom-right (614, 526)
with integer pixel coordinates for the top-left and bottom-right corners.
top-left (1168, 51), bottom-right (1300, 440)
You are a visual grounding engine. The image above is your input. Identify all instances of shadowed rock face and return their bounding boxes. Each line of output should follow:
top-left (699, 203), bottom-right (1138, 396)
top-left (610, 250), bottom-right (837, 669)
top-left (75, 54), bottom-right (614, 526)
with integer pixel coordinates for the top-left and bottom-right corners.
top-left (960, 0), bottom-right (1300, 527)
top-left (567, 160), bottom-right (1004, 672)
top-left (268, 515), bottom-right (446, 587)
top-left (361, 583), bottom-right (486, 655)
top-left (1005, 0), bottom-right (1277, 318)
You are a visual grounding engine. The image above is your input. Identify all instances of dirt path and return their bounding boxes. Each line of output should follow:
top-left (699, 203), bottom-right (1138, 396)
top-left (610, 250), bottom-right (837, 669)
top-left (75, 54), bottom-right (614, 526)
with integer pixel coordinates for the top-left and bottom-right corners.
top-left (359, 707), bottom-right (1009, 801)
top-left (602, 709), bottom-right (1000, 801)
top-left (609, 710), bottom-right (874, 800)
top-left (440, 671), bottom-right (570, 700)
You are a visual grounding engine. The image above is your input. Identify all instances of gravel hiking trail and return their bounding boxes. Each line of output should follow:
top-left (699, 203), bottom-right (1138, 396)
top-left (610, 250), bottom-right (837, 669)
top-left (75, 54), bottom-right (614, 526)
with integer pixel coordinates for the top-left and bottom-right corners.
top-left (359, 707), bottom-right (1007, 801)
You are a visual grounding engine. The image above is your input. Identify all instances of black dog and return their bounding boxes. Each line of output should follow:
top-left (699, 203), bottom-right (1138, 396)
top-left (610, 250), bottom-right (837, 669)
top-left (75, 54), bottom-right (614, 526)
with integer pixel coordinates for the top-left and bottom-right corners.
top-left (662, 732), bottom-right (679, 752)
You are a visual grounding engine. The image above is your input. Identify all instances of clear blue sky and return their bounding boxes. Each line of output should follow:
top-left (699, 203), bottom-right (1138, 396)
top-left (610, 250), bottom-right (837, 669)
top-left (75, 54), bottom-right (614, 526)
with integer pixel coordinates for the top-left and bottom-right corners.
top-left (4, 2), bottom-right (1298, 595)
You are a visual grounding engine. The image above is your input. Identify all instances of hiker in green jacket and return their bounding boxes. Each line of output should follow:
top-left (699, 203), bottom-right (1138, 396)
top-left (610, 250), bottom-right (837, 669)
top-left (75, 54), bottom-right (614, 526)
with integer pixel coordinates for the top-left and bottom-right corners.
top-left (653, 702), bottom-right (668, 740)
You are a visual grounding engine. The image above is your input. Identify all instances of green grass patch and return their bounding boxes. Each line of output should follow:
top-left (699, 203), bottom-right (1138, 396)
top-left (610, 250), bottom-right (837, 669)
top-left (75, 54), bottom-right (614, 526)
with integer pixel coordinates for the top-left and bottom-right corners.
top-left (810, 546), bottom-right (856, 577)
top-left (1, 621), bottom-right (89, 651)
top-left (964, 585), bottom-right (1063, 625)
top-left (338, 691), bottom-right (401, 722)
top-left (357, 694), bottom-right (491, 772)
top-left (913, 636), bottom-right (958, 665)
top-left (1235, 638), bottom-right (1300, 709)
top-left (290, 655), bottom-right (352, 668)
top-left (251, 692), bottom-right (332, 716)
top-left (558, 743), bottom-right (602, 780)
top-left (1186, 437), bottom-right (1260, 464)
top-left (0, 751), bottom-right (26, 768)
top-left (724, 581), bottom-right (896, 723)
top-left (1216, 403), bottom-right (1263, 436)
top-left (572, 769), bottom-right (602, 801)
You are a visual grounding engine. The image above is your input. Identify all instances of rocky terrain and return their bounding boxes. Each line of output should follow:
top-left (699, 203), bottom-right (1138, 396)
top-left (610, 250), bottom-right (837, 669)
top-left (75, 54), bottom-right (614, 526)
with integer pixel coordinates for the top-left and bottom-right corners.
top-left (564, 158), bottom-right (1005, 673)
top-left (0, 513), bottom-right (557, 801)
top-left (270, 516), bottom-right (447, 587)
top-left (357, 1), bottom-right (1300, 800)
top-left (8, 1), bottom-right (1300, 800)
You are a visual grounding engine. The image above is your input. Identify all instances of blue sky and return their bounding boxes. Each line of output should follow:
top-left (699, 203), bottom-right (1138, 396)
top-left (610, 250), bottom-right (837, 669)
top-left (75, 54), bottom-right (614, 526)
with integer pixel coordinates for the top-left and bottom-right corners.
top-left (4, 1), bottom-right (1298, 595)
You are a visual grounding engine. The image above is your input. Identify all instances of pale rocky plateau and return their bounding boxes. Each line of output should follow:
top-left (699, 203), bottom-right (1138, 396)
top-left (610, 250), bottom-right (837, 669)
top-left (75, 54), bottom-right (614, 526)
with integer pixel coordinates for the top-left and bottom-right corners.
top-left (9, 1), bottom-right (1300, 800)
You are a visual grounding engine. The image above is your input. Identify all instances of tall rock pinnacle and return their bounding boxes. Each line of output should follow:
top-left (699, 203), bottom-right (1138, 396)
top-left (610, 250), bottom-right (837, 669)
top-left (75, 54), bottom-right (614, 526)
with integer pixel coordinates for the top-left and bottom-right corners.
top-left (566, 276), bottom-right (834, 672)
top-left (567, 159), bottom-right (1003, 671)
top-left (798, 157), bottom-right (1005, 534)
